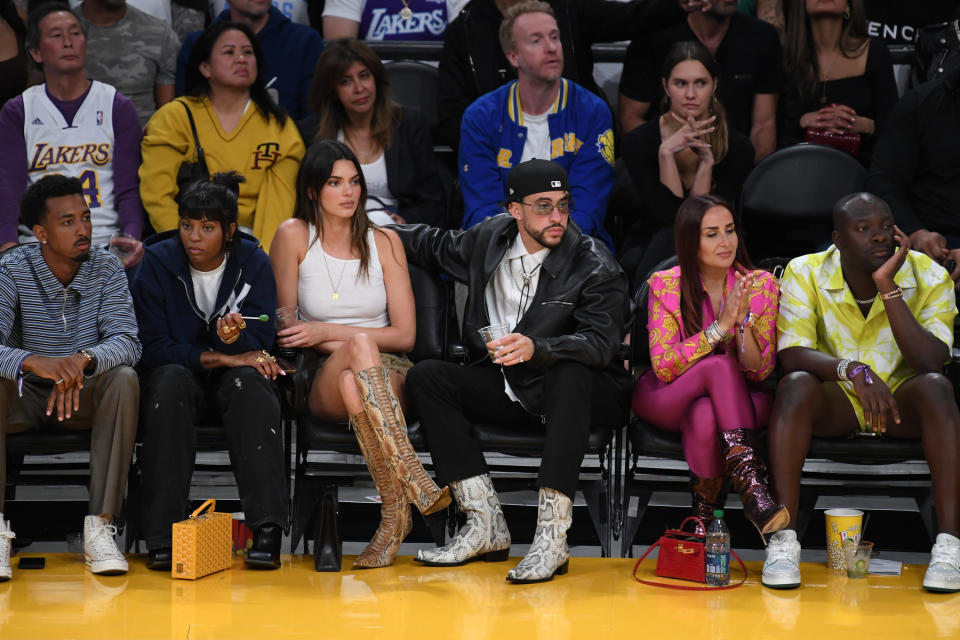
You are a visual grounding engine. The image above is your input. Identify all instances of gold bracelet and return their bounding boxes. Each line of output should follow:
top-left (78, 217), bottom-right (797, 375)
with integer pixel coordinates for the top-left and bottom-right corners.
top-left (880, 286), bottom-right (903, 301)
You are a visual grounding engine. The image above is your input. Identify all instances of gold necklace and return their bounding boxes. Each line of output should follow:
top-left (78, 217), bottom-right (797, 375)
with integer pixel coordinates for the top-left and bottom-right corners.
top-left (321, 244), bottom-right (348, 301)
top-left (819, 49), bottom-right (841, 105)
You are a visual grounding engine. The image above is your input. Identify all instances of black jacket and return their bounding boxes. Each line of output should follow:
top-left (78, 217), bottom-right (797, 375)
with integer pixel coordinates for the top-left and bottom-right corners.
top-left (300, 105), bottom-right (445, 226)
top-left (867, 66), bottom-right (960, 236)
top-left (436, 0), bottom-right (686, 151)
top-left (395, 214), bottom-right (632, 415)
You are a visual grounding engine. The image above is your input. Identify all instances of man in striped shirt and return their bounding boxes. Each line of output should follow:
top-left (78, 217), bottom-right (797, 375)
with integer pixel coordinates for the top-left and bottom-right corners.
top-left (0, 175), bottom-right (140, 582)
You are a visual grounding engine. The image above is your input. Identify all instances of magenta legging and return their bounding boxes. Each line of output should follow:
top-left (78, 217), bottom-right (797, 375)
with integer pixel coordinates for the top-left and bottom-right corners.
top-left (632, 355), bottom-right (773, 477)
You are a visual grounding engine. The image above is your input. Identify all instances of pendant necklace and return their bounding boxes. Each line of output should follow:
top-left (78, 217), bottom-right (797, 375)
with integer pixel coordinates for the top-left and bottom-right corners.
top-left (399, 0), bottom-right (413, 21)
top-left (322, 245), bottom-right (348, 301)
top-left (819, 49), bottom-right (840, 105)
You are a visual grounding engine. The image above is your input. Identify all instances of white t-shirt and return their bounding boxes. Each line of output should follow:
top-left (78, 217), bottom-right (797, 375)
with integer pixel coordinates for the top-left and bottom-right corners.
top-left (519, 110), bottom-right (551, 164)
top-left (361, 152), bottom-right (398, 226)
top-left (190, 257), bottom-right (227, 321)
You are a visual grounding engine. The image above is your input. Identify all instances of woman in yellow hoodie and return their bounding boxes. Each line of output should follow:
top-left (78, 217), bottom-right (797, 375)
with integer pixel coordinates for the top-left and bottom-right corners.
top-left (140, 21), bottom-right (304, 252)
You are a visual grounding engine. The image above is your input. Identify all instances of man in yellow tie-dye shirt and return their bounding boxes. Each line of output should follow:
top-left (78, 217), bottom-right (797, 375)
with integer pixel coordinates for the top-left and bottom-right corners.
top-left (760, 193), bottom-right (960, 595)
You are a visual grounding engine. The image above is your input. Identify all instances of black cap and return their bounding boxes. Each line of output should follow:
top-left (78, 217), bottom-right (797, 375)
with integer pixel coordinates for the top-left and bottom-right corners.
top-left (505, 159), bottom-right (569, 203)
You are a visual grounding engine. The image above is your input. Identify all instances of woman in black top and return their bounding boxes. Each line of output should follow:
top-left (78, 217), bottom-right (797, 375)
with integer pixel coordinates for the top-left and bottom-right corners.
top-left (779, 0), bottom-right (898, 165)
top-left (621, 40), bottom-right (754, 289)
top-left (0, 0), bottom-right (28, 107)
top-left (303, 39), bottom-right (445, 227)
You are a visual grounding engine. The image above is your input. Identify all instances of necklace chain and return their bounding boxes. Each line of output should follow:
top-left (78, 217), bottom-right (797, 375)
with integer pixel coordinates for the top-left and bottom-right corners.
top-left (854, 293), bottom-right (875, 305)
top-left (321, 243), bottom-right (348, 301)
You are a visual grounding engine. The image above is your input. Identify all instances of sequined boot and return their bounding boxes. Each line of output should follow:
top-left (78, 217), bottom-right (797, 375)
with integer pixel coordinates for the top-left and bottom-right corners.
top-left (690, 473), bottom-right (727, 535)
top-left (415, 474), bottom-right (511, 566)
top-left (507, 487), bottom-right (573, 584)
top-left (719, 429), bottom-right (789, 536)
top-left (350, 412), bottom-right (412, 568)
top-left (356, 366), bottom-right (451, 515)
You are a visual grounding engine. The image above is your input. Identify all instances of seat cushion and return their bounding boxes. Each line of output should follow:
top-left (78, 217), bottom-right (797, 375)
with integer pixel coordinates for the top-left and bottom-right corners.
top-left (627, 420), bottom-right (684, 461)
top-left (470, 420), bottom-right (614, 456)
top-left (807, 436), bottom-right (925, 464)
top-left (300, 415), bottom-right (426, 454)
top-left (6, 428), bottom-right (92, 454)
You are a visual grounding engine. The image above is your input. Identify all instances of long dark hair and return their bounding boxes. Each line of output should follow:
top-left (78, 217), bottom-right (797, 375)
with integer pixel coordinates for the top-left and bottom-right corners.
top-left (674, 194), bottom-right (752, 337)
top-left (293, 140), bottom-right (382, 281)
top-left (2, 0), bottom-right (25, 36)
top-left (783, 0), bottom-right (869, 100)
top-left (308, 38), bottom-right (399, 150)
top-left (184, 21), bottom-right (287, 125)
top-left (660, 40), bottom-right (729, 164)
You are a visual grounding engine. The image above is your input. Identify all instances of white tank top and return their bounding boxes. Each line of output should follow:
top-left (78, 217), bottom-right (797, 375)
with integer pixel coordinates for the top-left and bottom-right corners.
top-left (21, 81), bottom-right (119, 247)
top-left (298, 225), bottom-right (390, 328)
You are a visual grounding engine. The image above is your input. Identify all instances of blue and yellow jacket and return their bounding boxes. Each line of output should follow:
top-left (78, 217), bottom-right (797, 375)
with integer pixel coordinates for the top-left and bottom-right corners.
top-left (459, 79), bottom-right (615, 248)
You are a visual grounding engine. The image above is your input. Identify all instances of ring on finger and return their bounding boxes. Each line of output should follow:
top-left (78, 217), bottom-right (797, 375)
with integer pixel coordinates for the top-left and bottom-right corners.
top-left (55, 378), bottom-right (64, 384)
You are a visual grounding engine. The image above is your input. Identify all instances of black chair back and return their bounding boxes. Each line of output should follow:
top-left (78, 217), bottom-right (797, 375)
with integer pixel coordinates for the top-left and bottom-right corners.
top-left (406, 262), bottom-right (452, 363)
top-left (740, 143), bottom-right (866, 260)
top-left (384, 60), bottom-right (439, 132)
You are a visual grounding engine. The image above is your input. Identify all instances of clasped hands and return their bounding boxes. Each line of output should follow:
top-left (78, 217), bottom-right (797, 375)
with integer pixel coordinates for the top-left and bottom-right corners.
top-left (22, 352), bottom-right (92, 422)
top-left (715, 271), bottom-right (758, 336)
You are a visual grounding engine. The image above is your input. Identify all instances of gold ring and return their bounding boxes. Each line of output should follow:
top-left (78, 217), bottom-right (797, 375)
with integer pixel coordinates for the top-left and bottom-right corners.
top-left (222, 325), bottom-right (234, 333)
top-left (261, 350), bottom-right (276, 361)
top-left (256, 357), bottom-right (265, 364)
top-left (221, 334), bottom-right (239, 344)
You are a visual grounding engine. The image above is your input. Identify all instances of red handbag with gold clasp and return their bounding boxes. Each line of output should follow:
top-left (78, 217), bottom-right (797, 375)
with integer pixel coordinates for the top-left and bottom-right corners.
top-left (632, 516), bottom-right (747, 591)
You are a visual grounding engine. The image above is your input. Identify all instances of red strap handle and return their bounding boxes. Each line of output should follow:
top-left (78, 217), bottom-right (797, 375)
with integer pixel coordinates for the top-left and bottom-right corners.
top-left (632, 538), bottom-right (748, 591)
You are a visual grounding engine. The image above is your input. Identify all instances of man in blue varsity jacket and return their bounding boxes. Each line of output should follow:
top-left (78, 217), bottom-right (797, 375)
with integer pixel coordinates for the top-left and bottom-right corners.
top-left (0, 175), bottom-right (141, 582)
top-left (458, 0), bottom-right (615, 249)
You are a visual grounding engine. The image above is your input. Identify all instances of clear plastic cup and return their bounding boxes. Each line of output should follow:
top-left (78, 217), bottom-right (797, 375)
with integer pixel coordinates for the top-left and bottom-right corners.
top-left (477, 323), bottom-right (510, 362)
top-left (275, 305), bottom-right (302, 332)
top-left (843, 539), bottom-right (873, 578)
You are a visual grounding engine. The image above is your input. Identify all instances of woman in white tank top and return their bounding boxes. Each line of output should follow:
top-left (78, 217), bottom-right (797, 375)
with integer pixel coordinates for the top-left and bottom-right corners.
top-left (270, 141), bottom-right (450, 569)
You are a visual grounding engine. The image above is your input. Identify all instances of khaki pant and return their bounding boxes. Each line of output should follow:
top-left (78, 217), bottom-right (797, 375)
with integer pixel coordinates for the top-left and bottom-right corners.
top-left (0, 365), bottom-right (139, 515)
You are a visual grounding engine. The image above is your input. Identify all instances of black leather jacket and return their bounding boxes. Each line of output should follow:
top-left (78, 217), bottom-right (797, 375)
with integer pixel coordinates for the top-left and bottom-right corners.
top-left (396, 214), bottom-right (632, 415)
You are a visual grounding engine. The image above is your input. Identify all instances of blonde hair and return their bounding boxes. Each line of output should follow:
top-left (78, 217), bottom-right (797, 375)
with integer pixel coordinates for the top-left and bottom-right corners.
top-left (498, 0), bottom-right (555, 55)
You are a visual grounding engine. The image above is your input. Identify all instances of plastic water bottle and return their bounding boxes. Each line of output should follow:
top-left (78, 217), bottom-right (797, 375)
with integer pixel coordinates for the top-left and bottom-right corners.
top-left (705, 509), bottom-right (731, 586)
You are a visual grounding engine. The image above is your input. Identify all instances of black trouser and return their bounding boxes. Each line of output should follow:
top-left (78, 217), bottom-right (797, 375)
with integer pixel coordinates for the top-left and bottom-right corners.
top-left (406, 360), bottom-right (628, 499)
top-left (139, 364), bottom-right (288, 550)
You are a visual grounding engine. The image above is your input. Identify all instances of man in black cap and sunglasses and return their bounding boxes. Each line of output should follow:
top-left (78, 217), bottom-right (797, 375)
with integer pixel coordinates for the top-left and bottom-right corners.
top-left (396, 158), bottom-right (631, 583)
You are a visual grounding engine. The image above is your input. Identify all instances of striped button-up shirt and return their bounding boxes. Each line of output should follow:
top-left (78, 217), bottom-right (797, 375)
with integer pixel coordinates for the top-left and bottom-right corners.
top-left (0, 244), bottom-right (141, 381)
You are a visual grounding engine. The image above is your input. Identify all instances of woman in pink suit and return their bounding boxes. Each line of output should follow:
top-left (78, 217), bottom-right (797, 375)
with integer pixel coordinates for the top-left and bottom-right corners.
top-left (632, 193), bottom-right (788, 537)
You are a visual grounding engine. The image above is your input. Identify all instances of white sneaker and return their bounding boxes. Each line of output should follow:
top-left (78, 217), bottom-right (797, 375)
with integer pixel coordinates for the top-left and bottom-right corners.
top-left (83, 515), bottom-right (128, 576)
top-left (0, 517), bottom-right (14, 582)
top-left (762, 529), bottom-right (801, 589)
top-left (924, 533), bottom-right (960, 593)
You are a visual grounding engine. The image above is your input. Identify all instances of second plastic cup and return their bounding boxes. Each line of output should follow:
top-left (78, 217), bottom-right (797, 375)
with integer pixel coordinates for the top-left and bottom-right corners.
top-left (843, 539), bottom-right (873, 578)
top-left (477, 323), bottom-right (510, 362)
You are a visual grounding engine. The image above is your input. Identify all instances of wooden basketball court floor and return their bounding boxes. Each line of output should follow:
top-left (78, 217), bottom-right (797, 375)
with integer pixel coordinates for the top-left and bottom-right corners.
top-left (1, 551), bottom-right (955, 640)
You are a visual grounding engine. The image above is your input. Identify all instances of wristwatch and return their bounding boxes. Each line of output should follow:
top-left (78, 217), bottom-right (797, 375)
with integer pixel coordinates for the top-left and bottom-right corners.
top-left (79, 349), bottom-right (97, 373)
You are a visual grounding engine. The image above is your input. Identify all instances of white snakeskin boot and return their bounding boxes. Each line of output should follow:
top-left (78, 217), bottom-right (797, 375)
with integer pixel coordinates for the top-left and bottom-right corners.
top-left (507, 487), bottom-right (572, 583)
top-left (415, 474), bottom-right (511, 566)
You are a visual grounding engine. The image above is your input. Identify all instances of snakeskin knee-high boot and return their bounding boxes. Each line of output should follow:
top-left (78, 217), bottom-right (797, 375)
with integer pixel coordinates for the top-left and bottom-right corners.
top-left (356, 366), bottom-right (451, 515)
top-left (350, 412), bottom-right (412, 568)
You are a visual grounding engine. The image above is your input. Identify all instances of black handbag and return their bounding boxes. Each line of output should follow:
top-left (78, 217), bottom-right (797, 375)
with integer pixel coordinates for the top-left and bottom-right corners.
top-left (174, 99), bottom-right (210, 202)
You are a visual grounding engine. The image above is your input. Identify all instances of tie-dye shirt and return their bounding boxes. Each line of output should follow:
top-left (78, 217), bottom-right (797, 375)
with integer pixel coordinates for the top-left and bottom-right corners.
top-left (777, 245), bottom-right (956, 425)
top-left (647, 265), bottom-right (779, 383)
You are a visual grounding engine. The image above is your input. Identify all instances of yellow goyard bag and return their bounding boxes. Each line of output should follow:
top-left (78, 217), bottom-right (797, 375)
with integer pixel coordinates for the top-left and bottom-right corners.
top-left (172, 499), bottom-right (232, 580)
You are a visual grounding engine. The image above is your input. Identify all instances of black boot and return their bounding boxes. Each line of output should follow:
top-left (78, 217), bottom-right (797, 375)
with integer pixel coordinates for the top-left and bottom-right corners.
top-left (246, 524), bottom-right (282, 569)
top-left (146, 547), bottom-right (172, 571)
